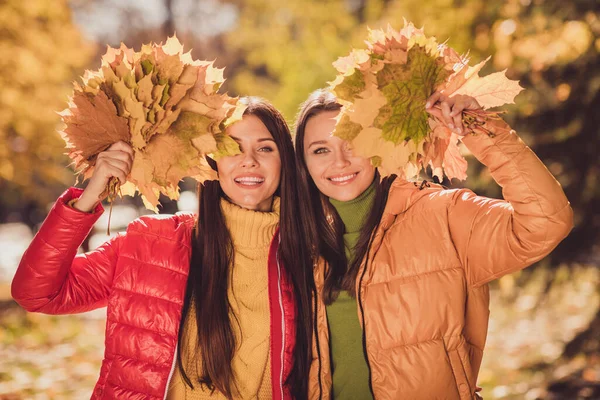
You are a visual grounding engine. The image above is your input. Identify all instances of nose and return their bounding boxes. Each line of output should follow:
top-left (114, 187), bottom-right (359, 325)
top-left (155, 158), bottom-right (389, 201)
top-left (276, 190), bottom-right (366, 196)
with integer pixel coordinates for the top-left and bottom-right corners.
top-left (240, 151), bottom-right (258, 168)
top-left (333, 148), bottom-right (351, 168)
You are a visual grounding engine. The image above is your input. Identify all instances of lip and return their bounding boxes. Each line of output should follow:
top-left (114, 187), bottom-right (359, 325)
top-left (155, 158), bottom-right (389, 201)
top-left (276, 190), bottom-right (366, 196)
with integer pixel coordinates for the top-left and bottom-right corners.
top-left (327, 171), bottom-right (359, 186)
top-left (234, 174), bottom-right (266, 189)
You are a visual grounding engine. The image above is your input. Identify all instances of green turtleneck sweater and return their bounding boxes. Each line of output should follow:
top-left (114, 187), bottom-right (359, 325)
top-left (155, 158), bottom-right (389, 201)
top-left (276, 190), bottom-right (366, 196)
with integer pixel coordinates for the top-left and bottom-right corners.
top-left (327, 180), bottom-right (377, 400)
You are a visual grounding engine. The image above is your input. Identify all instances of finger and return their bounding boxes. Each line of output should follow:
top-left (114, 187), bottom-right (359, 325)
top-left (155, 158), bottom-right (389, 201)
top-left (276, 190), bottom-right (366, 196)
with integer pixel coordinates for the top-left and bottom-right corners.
top-left (452, 112), bottom-right (463, 134)
top-left (98, 158), bottom-right (131, 177)
top-left (98, 153), bottom-right (132, 175)
top-left (94, 162), bottom-right (127, 186)
top-left (109, 141), bottom-right (134, 157)
top-left (469, 98), bottom-right (482, 110)
top-left (100, 149), bottom-right (133, 166)
top-left (425, 92), bottom-right (442, 109)
top-left (425, 107), bottom-right (444, 121)
top-left (449, 96), bottom-right (464, 116)
top-left (450, 101), bottom-right (465, 133)
top-left (441, 101), bottom-right (453, 128)
top-left (104, 165), bottom-right (128, 185)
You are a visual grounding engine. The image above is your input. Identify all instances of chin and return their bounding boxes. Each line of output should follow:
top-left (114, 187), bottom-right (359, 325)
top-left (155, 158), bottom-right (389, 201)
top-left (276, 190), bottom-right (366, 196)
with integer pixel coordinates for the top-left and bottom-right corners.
top-left (241, 194), bottom-right (273, 210)
top-left (238, 198), bottom-right (261, 209)
top-left (324, 187), bottom-right (361, 202)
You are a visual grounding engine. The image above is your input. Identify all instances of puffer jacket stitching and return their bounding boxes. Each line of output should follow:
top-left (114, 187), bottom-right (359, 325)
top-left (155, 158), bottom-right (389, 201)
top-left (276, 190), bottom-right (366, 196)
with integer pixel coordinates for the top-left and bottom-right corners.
top-left (105, 380), bottom-right (162, 398)
top-left (105, 317), bottom-right (173, 337)
top-left (104, 350), bottom-right (173, 368)
top-left (364, 266), bottom-right (463, 289)
top-left (110, 286), bottom-right (182, 307)
top-left (118, 254), bottom-right (189, 276)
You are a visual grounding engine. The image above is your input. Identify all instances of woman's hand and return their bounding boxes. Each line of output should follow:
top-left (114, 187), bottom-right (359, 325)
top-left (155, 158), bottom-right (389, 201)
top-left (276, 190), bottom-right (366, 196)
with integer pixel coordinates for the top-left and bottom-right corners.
top-left (425, 92), bottom-right (482, 136)
top-left (74, 141), bottom-right (134, 212)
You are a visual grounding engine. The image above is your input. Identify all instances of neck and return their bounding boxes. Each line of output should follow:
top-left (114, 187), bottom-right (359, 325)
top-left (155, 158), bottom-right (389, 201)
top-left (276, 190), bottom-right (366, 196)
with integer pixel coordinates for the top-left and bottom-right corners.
top-left (329, 178), bottom-right (377, 235)
top-left (220, 196), bottom-right (280, 248)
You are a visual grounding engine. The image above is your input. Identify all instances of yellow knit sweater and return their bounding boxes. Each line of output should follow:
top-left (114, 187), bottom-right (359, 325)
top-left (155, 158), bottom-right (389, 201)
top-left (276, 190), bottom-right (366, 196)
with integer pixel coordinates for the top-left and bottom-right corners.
top-left (167, 197), bottom-right (280, 400)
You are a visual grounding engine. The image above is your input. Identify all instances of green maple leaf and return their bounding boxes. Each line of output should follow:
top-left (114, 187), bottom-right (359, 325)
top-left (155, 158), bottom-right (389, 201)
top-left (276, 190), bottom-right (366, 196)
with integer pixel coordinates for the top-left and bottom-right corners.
top-left (374, 45), bottom-right (449, 144)
top-left (170, 111), bottom-right (214, 140)
top-left (333, 69), bottom-right (365, 102)
top-left (160, 82), bottom-right (171, 107)
top-left (212, 133), bottom-right (241, 161)
top-left (141, 59), bottom-right (154, 75)
top-left (334, 113), bottom-right (362, 141)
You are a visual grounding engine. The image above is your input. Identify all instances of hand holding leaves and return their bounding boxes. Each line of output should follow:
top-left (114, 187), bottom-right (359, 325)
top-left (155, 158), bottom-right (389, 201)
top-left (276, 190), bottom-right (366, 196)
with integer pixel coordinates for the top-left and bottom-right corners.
top-left (329, 22), bottom-right (524, 181)
top-left (425, 92), bottom-right (482, 136)
top-left (74, 141), bottom-right (133, 213)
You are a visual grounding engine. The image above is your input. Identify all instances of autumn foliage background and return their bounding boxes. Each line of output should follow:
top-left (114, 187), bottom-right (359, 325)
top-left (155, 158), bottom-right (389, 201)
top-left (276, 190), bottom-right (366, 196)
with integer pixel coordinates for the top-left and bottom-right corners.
top-left (0, 0), bottom-right (599, 399)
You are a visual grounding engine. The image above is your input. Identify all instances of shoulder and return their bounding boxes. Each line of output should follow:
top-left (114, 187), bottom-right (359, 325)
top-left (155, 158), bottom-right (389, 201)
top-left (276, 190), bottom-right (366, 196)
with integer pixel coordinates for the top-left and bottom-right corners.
top-left (382, 179), bottom-right (476, 229)
top-left (126, 212), bottom-right (196, 240)
top-left (385, 179), bottom-right (467, 213)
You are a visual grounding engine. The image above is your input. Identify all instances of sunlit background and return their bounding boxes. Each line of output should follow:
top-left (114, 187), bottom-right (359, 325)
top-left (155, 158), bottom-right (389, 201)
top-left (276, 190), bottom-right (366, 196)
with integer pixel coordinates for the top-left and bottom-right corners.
top-left (0, 0), bottom-right (599, 399)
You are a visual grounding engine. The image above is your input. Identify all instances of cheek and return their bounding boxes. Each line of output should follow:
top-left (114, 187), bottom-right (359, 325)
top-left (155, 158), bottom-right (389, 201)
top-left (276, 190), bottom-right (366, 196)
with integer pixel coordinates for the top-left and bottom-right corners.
top-left (216, 158), bottom-right (235, 179)
top-left (362, 160), bottom-right (376, 178)
top-left (262, 156), bottom-right (281, 186)
top-left (305, 157), bottom-right (325, 181)
top-left (271, 160), bottom-right (282, 185)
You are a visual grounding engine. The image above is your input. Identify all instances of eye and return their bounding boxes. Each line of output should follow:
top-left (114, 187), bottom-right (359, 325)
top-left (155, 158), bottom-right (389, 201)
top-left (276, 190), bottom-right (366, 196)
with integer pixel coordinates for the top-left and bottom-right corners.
top-left (258, 146), bottom-right (274, 152)
top-left (313, 147), bottom-right (329, 155)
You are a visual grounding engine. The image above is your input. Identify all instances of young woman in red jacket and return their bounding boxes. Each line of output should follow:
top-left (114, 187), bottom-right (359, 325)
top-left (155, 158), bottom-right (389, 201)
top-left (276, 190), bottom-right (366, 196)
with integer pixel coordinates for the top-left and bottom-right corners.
top-left (11, 97), bottom-right (313, 400)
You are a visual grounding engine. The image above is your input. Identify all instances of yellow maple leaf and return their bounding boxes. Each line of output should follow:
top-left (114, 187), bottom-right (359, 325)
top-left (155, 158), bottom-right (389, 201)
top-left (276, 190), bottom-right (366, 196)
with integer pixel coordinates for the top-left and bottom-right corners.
top-left (59, 35), bottom-right (245, 212)
top-left (454, 69), bottom-right (524, 109)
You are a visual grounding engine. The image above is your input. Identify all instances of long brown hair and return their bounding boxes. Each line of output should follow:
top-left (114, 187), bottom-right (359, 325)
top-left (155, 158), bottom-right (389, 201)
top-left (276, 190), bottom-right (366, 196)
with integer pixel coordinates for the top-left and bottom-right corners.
top-left (294, 89), bottom-right (397, 304)
top-left (177, 97), bottom-right (314, 398)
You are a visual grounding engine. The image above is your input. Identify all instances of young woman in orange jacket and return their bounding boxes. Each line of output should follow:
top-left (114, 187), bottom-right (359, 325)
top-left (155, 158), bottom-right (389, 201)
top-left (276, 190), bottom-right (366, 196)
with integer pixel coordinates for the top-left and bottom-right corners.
top-left (294, 89), bottom-right (573, 400)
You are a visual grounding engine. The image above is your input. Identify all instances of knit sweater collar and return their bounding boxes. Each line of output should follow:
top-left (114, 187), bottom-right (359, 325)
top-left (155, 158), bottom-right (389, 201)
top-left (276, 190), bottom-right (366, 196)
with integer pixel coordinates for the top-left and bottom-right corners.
top-left (329, 178), bottom-right (377, 235)
top-left (220, 196), bottom-right (280, 248)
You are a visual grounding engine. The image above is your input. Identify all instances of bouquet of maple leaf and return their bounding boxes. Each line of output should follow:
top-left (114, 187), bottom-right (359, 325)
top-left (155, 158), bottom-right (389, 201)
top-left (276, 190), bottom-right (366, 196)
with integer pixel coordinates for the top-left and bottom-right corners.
top-left (58, 36), bottom-right (245, 213)
top-left (330, 21), bottom-right (524, 181)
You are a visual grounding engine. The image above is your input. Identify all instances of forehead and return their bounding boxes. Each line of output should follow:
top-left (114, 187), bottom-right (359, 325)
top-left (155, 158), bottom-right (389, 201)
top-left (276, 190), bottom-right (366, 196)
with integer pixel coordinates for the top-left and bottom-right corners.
top-left (304, 110), bottom-right (342, 147)
top-left (304, 110), bottom-right (340, 145)
top-left (227, 114), bottom-right (273, 140)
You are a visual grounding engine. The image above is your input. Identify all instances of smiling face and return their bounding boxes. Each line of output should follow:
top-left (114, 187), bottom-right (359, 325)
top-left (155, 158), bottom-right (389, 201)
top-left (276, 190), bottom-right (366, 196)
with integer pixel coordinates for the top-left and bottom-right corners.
top-left (217, 114), bottom-right (281, 211)
top-left (303, 110), bottom-right (376, 202)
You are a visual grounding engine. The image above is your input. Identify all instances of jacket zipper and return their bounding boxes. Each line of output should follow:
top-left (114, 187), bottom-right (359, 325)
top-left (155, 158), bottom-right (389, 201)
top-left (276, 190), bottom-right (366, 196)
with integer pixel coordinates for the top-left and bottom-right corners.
top-left (275, 235), bottom-right (286, 400)
top-left (314, 283), bottom-right (323, 400)
top-left (162, 343), bottom-right (178, 400)
top-left (357, 227), bottom-right (380, 398)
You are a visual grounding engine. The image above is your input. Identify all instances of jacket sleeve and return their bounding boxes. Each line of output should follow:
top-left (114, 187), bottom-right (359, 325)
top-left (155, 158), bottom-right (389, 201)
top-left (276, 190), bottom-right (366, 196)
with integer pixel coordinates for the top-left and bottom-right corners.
top-left (11, 187), bottom-right (123, 314)
top-left (447, 118), bottom-right (573, 288)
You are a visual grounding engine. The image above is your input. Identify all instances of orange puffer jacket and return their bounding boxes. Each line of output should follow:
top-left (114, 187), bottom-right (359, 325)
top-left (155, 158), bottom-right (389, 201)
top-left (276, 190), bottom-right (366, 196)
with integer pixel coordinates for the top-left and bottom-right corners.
top-left (308, 119), bottom-right (573, 400)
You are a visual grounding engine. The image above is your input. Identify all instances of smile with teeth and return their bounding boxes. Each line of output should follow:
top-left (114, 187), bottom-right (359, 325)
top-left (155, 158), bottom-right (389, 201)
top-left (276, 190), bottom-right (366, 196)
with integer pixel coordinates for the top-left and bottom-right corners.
top-left (234, 176), bottom-right (265, 186)
top-left (328, 172), bottom-right (358, 183)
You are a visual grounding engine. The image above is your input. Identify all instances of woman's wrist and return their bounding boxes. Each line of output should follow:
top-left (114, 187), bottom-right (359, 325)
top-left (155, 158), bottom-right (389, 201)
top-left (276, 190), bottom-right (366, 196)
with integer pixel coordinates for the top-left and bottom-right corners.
top-left (71, 192), bottom-right (100, 213)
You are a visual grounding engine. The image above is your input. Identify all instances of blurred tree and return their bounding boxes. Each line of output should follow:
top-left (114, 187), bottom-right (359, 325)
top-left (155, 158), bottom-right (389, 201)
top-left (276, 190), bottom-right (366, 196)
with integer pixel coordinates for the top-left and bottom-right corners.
top-left (0, 0), bottom-right (94, 225)
top-left (0, 0), bottom-right (596, 397)
top-left (220, 0), bottom-right (372, 120)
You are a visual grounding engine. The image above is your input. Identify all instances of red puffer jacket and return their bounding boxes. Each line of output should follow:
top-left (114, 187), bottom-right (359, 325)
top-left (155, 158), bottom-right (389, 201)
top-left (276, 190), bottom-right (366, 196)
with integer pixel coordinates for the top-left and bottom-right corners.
top-left (11, 188), bottom-right (297, 400)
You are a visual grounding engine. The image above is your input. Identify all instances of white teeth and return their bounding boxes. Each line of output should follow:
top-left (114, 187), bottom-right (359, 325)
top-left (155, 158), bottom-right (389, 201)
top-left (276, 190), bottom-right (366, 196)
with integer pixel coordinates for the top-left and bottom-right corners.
top-left (235, 177), bottom-right (264, 184)
top-left (330, 173), bottom-right (357, 182)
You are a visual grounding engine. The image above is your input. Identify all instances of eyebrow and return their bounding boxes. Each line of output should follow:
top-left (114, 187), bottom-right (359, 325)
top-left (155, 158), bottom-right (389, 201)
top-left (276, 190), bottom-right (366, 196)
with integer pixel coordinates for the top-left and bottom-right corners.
top-left (229, 136), bottom-right (276, 143)
top-left (307, 140), bottom-right (328, 148)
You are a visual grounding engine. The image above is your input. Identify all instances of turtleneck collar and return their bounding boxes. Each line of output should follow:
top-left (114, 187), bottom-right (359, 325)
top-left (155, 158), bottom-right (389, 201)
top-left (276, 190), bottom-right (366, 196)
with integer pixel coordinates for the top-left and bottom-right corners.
top-left (329, 178), bottom-right (377, 235)
top-left (220, 196), bottom-right (280, 248)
